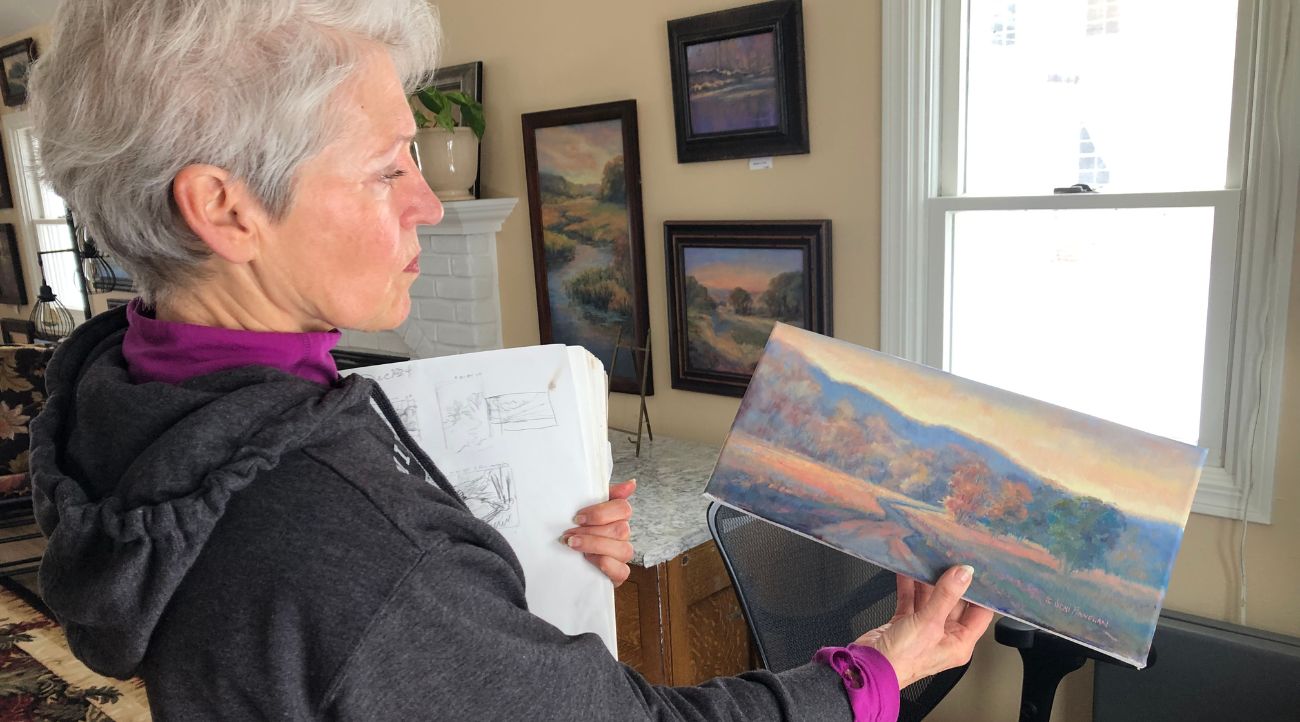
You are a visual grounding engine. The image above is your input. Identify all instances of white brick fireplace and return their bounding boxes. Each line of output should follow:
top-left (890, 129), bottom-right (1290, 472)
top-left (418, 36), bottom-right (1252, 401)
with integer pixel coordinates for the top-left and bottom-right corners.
top-left (337, 197), bottom-right (518, 359)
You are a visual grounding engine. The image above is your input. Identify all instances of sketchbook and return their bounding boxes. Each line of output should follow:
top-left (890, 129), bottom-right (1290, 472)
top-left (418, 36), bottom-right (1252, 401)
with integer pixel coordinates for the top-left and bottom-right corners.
top-left (705, 323), bottom-right (1206, 668)
top-left (342, 345), bottom-right (617, 655)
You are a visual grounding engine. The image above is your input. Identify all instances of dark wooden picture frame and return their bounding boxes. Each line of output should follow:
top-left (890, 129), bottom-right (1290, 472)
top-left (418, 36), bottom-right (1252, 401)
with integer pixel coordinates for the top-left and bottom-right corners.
top-left (0, 134), bottom-right (12, 209)
top-left (427, 61), bottom-right (484, 199)
top-left (0, 224), bottom-right (27, 306)
top-left (665, 220), bottom-right (831, 397)
top-left (523, 100), bottom-right (653, 395)
top-left (0, 38), bottom-right (37, 108)
top-left (667, 0), bottom-right (809, 163)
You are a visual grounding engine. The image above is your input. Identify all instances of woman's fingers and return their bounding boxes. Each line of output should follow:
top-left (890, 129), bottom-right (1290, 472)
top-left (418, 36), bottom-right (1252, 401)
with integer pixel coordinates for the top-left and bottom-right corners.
top-left (955, 601), bottom-right (995, 642)
top-left (584, 553), bottom-right (630, 587)
top-left (918, 565), bottom-right (974, 625)
top-left (563, 533), bottom-right (634, 563)
top-left (894, 574), bottom-right (916, 616)
top-left (573, 497), bottom-right (633, 526)
top-left (562, 520), bottom-right (630, 541)
top-left (607, 478), bottom-right (637, 500)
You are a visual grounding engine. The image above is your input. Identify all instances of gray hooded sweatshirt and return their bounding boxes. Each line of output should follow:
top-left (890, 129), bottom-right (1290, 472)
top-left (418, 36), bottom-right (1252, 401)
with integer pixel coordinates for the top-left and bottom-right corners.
top-left (29, 308), bottom-right (854, 721)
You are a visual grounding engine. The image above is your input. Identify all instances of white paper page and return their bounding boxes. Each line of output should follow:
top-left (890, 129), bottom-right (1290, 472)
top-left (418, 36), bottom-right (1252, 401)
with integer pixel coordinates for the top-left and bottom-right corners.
top-left (344, 345), bottom-right (617, 655)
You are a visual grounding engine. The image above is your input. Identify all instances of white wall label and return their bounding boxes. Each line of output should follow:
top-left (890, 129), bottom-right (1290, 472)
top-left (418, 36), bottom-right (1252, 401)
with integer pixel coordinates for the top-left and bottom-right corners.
top-left (748, 157), bottom-right (774, 171)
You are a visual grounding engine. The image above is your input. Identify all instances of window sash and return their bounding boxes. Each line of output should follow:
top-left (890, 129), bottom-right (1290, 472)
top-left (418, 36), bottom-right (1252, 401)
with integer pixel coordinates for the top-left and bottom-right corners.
top-left (881, 0), bottom-right (1296, 524)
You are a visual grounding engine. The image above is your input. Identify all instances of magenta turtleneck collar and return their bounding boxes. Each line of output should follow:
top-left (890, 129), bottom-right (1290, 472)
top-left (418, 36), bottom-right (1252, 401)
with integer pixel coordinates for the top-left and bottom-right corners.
top-left (121, 298), bottom-right (341, 386)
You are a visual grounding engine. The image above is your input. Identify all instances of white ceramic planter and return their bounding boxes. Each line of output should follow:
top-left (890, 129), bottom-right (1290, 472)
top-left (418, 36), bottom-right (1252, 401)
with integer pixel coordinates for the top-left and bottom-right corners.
top-left (414, 127), bottom-right (478, 201)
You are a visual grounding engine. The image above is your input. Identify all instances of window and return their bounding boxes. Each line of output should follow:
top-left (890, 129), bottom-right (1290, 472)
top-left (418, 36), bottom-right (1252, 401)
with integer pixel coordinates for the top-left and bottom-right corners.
top-left (3, 111), bottom-right (87, 321)
top-left (1086, 0), bottom-right (1121, 36)
top-left (882, 1), bottom-right (1299, 522)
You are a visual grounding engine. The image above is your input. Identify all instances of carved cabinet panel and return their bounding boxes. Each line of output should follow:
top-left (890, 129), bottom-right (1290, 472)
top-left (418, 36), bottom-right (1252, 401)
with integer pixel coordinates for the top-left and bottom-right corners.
top-left (615, 539), bottom-right (753, 685)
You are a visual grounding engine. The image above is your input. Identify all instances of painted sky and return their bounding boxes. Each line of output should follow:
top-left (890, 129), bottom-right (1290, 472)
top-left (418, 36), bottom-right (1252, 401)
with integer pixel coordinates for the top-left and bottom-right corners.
top-left (535, 120), bottom-right (622, 186)
top-left (684, 247), bottom-right (802, 295)
top-left (687, 31), bottom-right (776, 77)
top-left (765, 324), bottom-right (1206, 524)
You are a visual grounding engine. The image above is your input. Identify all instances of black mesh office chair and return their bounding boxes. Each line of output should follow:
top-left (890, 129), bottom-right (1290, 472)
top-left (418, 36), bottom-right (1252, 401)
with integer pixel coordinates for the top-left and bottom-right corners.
top-left (707, 502), bottom-right (969, 721)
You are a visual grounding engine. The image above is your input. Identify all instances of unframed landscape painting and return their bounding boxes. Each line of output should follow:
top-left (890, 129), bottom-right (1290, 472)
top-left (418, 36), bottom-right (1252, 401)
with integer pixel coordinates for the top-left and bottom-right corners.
top-left (706, 323), bottom-right (1206, 667)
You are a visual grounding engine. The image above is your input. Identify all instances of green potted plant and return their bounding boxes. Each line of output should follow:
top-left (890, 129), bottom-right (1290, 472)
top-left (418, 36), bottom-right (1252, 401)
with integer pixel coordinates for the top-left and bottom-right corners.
top-left (412, 86), bottom-right (485, 200)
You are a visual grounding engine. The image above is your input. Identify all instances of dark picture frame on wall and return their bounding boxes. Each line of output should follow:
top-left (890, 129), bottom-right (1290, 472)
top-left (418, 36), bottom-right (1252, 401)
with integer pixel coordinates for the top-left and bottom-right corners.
top-left (664, 220), bottom-right (831, 397)
top-left (667, 0), bottom-right (809, 163)
top-left (425, 60), bottom-right (484, 199)
top-left (0, 38), bottom-right (37, 108)
top-left (522, 100), bottom-right (653, 395)
top-left (0, 224), bottom-right (27, 305)
top-left (0, 134), bottom-right (12, 209)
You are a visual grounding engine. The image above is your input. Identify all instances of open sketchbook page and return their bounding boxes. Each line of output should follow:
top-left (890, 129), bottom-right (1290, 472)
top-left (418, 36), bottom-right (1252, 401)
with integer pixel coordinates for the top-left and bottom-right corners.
top-left (344, 345), bottom-right (617, 655)
top-left (706, 323), bottom-right (1206, 668)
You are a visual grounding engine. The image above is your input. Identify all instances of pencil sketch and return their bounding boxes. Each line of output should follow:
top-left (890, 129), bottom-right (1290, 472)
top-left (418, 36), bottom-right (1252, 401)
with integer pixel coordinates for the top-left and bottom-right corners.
top-left (451, 464), bottom-right (518, 528)
top-left (437, 376), bottom-right (492, 451)
top-left (438, 375), bottom-right (560, 451)
top-left (390, 394), bottom-right (422, 442)
top-left (486, 392), bottom-right (558, 433)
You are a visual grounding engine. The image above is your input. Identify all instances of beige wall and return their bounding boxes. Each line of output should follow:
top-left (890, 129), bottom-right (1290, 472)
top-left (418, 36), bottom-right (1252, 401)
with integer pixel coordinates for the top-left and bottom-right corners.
top-left (434, 0), bottom-right (1300, 720)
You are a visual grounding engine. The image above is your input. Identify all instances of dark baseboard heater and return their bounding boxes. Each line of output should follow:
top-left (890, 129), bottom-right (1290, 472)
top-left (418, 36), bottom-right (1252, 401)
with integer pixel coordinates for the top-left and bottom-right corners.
top-left (1093, 609), bottom-right (1300, 721)
top-left (330, 348), bottom-right (410, 371)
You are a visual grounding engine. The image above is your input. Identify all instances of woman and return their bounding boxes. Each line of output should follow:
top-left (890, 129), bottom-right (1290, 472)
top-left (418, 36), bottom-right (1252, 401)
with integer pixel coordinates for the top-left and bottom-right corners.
top-left (28, 1), bottom-right (992, 719)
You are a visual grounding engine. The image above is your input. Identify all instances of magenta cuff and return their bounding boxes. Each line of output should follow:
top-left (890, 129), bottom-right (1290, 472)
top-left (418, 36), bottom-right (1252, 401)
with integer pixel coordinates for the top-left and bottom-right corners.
top-left (813, 644), bottom-right (901, 722)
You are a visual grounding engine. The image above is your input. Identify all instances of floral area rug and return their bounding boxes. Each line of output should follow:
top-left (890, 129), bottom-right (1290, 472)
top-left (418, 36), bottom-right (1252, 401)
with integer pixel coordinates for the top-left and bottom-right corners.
top-left (0, 581), bottom-right (151, 721)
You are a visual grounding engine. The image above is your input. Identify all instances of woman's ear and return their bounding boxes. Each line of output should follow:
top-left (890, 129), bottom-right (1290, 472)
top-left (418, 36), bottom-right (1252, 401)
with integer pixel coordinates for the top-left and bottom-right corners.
top-left (172, 165), bottom-right (264, 264)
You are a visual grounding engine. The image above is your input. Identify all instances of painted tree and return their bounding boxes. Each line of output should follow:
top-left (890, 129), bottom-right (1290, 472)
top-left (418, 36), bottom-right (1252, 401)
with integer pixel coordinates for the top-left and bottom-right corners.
top-left (1044, 496), bottom-right (1128, 572)
top-left (599, 155), bottom-right (626, 204)
top-left (945, 460), bottom-right (993, 524)
top-left (729, 287), bottom-right (754, 315)
top-left (685, 275), bottom-right (717, 312)
top-left (759, 271), bottom-right (804, 321)
top-left (987, 479), bottom-right (1033, 535)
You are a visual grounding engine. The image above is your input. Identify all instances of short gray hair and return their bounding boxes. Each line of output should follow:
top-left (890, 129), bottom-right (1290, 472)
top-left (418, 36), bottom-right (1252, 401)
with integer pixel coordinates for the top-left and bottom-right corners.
top-left (30, 0), bottom-right (442, 305)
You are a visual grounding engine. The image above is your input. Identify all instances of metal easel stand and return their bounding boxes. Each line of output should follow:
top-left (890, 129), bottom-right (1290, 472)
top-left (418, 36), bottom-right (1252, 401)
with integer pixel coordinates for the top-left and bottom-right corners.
top-left (607, 327), bottom-right (653, 457)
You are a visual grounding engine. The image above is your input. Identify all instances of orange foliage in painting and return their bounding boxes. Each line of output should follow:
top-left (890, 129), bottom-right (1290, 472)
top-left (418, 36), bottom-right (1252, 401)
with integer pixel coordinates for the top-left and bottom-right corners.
top-left (945, 460), bottom-right (993, 523)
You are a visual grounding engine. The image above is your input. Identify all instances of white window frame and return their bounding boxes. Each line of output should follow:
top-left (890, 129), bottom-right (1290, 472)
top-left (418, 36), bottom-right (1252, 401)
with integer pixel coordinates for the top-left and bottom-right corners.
top-left (881, 0), bottom-right (1299, 523)
top-left (3, 109), bottom-right (87, 317)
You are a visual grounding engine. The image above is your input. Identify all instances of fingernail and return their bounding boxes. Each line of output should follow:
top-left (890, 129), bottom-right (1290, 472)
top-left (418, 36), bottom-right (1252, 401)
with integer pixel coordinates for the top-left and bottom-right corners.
top-left (573, 514), bottom-right (587, 525)
top-left (957, 565), bottom-right (974, 583)
top-left (567, 536), bottom-right (582, 549)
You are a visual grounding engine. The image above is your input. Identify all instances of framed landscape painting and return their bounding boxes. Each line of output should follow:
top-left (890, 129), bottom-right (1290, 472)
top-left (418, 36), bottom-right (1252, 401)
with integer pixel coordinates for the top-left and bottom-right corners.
top-left (664, 220), bottom-right (830, 397)
top-left (0, 224), bottom-right (26, 305)
top-left (523, 100), bottom-right (652, 395)
top-left (0, 39), bottom-right (36, 108)
top-left (667, 0), bottom-right (809, 163)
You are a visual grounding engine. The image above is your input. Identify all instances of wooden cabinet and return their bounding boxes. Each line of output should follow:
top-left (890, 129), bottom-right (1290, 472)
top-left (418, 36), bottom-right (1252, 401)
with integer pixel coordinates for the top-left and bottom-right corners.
top-left (615, 539), bottom-right (754, 685)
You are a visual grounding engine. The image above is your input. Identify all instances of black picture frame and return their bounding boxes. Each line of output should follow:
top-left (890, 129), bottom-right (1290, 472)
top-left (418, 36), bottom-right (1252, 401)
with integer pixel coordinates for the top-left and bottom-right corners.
top-left (664, 220), bottom-right (831, 397)
top-left (667, 0), bottom-right (809, 163)
top-left (0, 135), bottom-right (12, 209)
top-left (0, 39), bottom-right (37, 108)
top-left (522, 100), bottom-right (653, 395)
top-left (428, 61), bottom-right (484, 199)
top-left (0, 224), bottom-right (27, 306)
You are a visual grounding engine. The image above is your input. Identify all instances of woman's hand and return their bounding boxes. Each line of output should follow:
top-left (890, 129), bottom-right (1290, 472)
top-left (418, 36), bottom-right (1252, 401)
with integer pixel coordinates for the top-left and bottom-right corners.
top-left (561, 479), bottom-right (636, 587)
top-left (853, 565), bottom-right (994, 689)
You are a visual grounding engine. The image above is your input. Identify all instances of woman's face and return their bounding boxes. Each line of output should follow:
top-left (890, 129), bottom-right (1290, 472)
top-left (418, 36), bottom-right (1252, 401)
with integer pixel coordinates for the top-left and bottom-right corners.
top-left (259, 49), bottom-right (443, 332)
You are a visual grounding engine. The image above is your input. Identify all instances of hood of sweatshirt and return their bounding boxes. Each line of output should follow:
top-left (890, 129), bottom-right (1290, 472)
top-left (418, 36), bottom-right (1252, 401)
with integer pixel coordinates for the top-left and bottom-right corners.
top-left (29, 307), bottom-right (379, 679)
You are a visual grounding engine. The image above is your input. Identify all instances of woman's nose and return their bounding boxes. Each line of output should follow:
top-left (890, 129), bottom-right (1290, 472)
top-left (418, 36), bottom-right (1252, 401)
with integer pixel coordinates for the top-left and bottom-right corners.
top-left (407, 176), bottom-right (444, 228)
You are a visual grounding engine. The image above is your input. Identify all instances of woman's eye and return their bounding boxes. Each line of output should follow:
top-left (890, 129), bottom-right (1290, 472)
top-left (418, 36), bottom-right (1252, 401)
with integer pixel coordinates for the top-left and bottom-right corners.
top-left (380, 169), bottom-right (408, 184)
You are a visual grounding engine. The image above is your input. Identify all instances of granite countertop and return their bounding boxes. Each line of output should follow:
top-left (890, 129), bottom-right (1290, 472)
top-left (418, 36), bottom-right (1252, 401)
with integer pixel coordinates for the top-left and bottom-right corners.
top-left (609, 429), bottom-right (722, 567)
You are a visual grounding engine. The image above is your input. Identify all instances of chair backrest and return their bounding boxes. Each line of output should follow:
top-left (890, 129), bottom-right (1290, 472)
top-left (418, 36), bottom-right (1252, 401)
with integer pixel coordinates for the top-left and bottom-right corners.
top-left (707, 501), bottom-right (969, 722)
